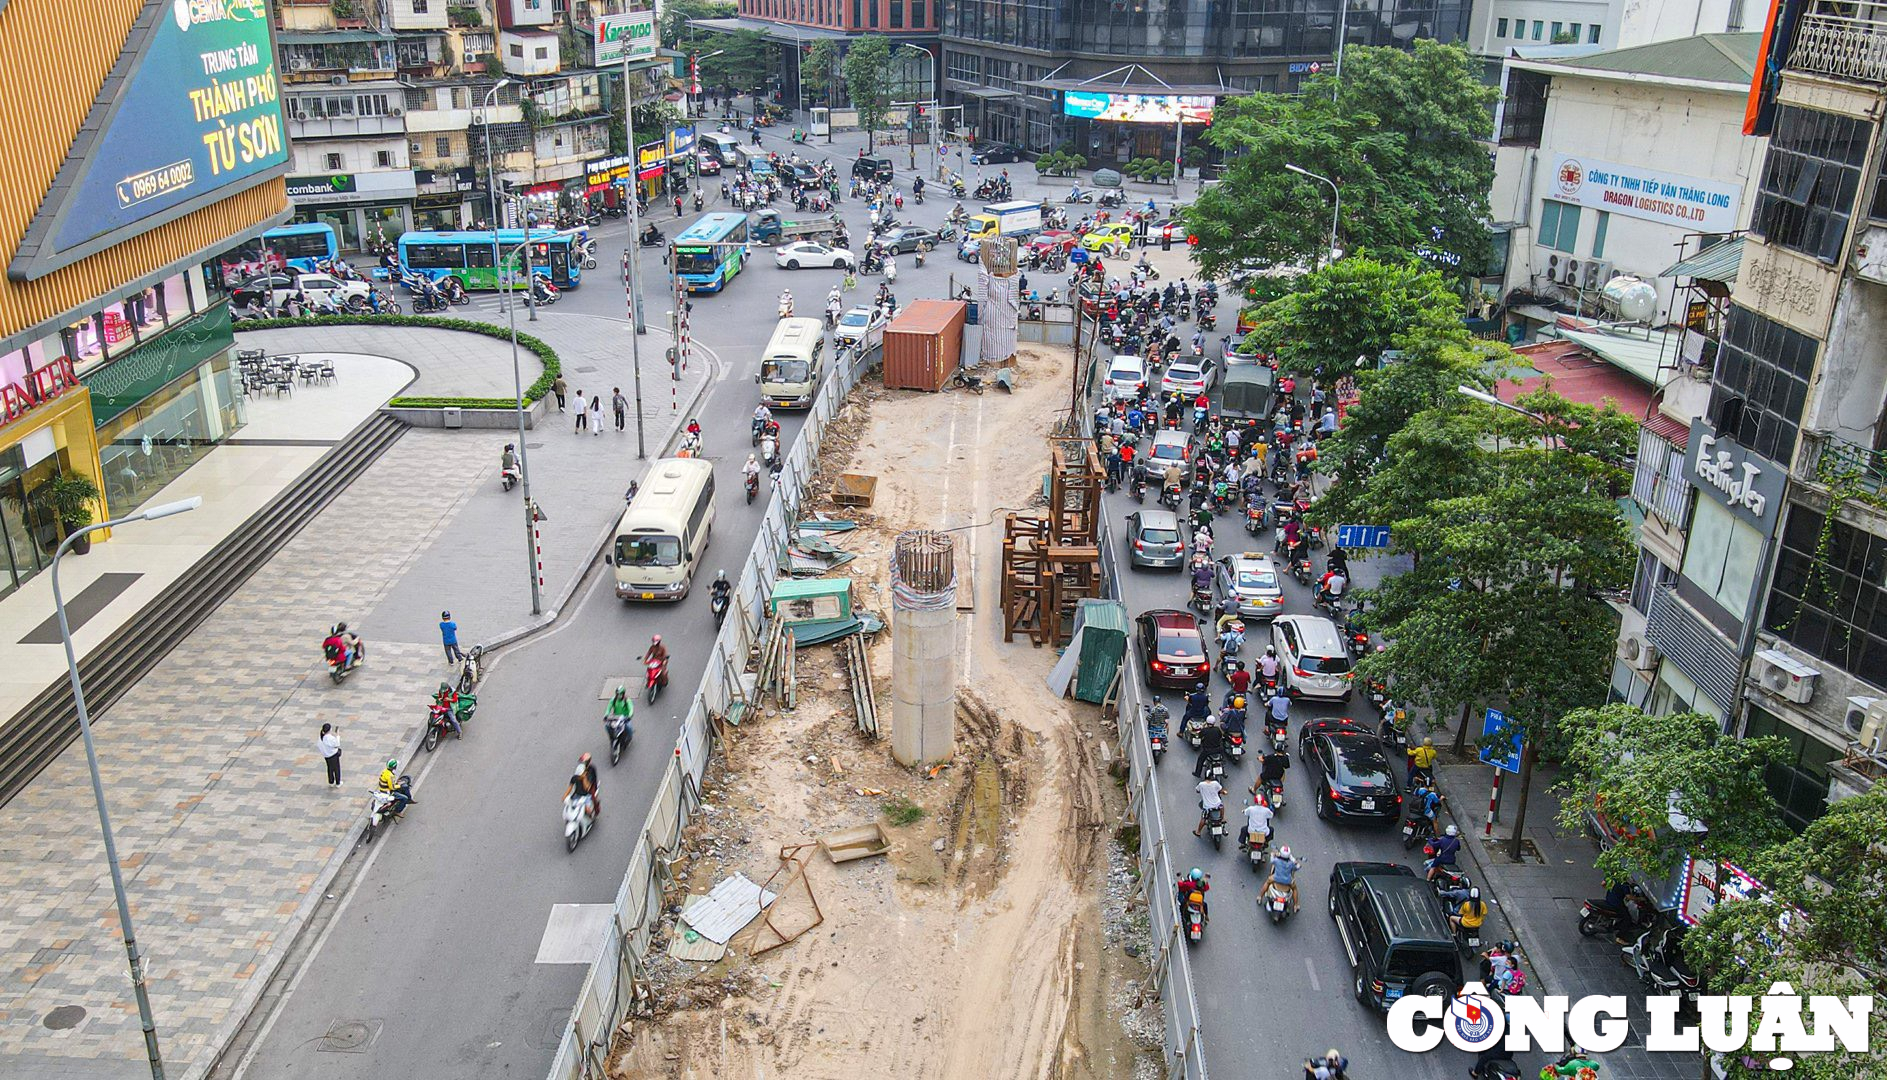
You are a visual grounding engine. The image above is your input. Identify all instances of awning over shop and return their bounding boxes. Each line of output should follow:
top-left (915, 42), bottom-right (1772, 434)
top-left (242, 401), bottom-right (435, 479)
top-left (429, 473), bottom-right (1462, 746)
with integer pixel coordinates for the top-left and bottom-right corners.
top-left (1554, 327), bottom-right (1682, 388)
top-left (1660, 235), bottom-right (1744, 283)
top-left (960, 85), bottom-right (1022, 99)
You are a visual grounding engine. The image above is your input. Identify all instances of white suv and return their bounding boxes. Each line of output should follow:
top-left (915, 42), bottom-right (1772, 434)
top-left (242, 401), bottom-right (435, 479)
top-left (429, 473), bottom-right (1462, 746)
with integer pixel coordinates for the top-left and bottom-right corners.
top-left (1271, 614), bottom-right (1354, 701)
top-left (1103, 355), bottom-right (1146, 400)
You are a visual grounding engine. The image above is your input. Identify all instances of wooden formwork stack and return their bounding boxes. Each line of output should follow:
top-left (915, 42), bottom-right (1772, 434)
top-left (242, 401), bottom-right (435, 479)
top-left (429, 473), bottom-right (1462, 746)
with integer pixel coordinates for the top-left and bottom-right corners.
top-left (1001, 441), bottom-right (1104, 645)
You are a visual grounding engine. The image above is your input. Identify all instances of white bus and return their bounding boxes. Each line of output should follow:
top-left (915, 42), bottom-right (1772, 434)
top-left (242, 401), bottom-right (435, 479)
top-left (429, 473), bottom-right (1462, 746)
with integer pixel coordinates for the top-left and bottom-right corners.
top-left (755, 317), bottom-right (826, 409)
top-left (699, 132), bottom-right (742, 168)
top-left (605, 458), bottom-right (717, 600)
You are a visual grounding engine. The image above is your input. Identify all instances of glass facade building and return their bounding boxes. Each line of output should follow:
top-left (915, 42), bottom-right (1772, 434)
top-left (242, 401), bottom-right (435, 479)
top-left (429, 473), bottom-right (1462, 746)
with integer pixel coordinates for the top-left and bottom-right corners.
top-left (940, 0), bottom-right (1470, 152)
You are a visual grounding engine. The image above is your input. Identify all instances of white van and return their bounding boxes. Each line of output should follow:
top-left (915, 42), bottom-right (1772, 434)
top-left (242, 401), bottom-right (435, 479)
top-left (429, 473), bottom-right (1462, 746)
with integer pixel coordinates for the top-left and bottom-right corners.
top-left (755, 317), bottom-right (826, 409)
top-left (1271, 614), bottom-right (1354, 701)
top-left (605, 458), bottom-right (717, 601)
top-left (699, 132), bottom-right (741, 167)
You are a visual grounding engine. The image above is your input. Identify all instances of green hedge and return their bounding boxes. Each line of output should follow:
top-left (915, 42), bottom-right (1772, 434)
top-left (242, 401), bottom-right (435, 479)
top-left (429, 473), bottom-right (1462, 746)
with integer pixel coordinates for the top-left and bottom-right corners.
top-left (234, 314), bottom-right (560, 403)
top-left (383, 397), bottom-right (524, 409)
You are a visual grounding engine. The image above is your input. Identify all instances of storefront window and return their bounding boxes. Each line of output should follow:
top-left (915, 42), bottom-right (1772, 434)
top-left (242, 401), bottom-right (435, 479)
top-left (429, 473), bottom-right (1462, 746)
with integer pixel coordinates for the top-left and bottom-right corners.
top-left (63, 314), bottom-right (111, 373)
top-left (96, 356), bottom-right (242, 514)
top-left (0, 442), bottom-right (66, 599)
top-left (1741, 706), bottom-right (1837, 832)
top-left (302, 207), bottom-right (361, 252)
top-left (362, 204), bottom-right (408, 251)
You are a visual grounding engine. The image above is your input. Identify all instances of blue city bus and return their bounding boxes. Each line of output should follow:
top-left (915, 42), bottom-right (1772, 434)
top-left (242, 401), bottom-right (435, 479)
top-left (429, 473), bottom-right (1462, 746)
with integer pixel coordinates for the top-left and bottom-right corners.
top-left (674, 212), bottom-right (750, 294)
top-left (396, 230), bottom-right (584, 291)
top-left (215, 222), bottom-right (338, 286)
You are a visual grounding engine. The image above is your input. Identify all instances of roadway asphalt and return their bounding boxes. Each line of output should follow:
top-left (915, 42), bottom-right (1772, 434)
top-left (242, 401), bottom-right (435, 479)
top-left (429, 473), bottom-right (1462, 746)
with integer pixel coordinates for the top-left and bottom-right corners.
top-left (231, 125), bottom-right (1003, 1079)
top-left (1101, 401), bottom-right (1561, 1076)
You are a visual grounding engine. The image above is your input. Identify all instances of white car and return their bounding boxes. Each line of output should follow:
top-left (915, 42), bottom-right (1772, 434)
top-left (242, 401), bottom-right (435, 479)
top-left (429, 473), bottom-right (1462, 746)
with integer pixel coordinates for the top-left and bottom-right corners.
top-left (775, 241), bottom-right (855, 270)
top-left (1161, 358), bottom-right (1215, 397)
top-left (1271, 614), bottom-right (1355, 701)
top-left (834, 306), bottom-right (887, 352)
top-left (1103, 355), bottom-right (1146, 401)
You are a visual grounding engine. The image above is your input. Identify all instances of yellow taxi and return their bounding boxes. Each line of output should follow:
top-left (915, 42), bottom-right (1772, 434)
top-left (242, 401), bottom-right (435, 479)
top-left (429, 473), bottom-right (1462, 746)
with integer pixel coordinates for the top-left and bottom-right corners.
top-left (1080, 223), bottom-right (1136, 252)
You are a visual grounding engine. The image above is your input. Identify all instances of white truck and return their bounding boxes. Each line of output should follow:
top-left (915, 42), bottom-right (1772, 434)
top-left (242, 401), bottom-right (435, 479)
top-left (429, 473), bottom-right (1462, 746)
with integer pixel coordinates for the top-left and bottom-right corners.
top-left (965, 200), bottom-right (1043, 242)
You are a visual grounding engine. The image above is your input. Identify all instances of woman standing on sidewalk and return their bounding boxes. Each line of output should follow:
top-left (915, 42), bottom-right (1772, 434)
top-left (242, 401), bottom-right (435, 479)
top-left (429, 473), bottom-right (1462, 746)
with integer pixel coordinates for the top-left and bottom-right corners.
top-left (319, 724), bottom-right (342, 786)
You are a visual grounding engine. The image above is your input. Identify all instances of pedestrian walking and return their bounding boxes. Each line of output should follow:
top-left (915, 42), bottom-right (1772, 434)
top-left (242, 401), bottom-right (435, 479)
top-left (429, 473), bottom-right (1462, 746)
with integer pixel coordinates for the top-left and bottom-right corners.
top-left (612, 387), bottom-right (628, 431)
top-left (552, 375), bottom-right (568, 412)
top-left (588, 395), bottom-right (603, 436)
top-left (319, 723), bottom-right (342, 786)
top-left (574, 390), bottom-right (588, 432)
top-left (440, 610), bottom-right (464, 665)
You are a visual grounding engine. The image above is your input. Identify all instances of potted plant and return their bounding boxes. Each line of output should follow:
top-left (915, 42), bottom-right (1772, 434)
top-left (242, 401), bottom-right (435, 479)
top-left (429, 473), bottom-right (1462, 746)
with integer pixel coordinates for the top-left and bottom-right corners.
top-left (30, 473), bottom-right (102, 555)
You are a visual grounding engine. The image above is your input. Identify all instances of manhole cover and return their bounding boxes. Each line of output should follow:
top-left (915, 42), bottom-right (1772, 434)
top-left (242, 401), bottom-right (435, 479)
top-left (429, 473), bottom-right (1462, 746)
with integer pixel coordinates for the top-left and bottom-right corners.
top-left (575, 365), bottom-right (599, 373)
top-left (318, 1019), bottom-right (382, 1052)
top-left (526, 442), bottom-right (545, 450)
top-left (42, 1005), bottom-right (85, 1030)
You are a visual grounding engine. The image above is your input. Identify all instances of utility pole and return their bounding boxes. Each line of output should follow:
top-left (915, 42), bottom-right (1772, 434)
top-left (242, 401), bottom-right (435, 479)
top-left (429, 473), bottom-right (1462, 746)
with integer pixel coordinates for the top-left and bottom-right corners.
top-left (624, 51), bottom-right (650, 457)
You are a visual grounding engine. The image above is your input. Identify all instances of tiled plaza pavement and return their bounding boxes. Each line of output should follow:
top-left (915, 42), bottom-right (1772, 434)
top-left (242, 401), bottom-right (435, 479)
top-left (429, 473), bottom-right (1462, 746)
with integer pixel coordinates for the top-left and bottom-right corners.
top-left (0, 432), bottom-right (493, 1080)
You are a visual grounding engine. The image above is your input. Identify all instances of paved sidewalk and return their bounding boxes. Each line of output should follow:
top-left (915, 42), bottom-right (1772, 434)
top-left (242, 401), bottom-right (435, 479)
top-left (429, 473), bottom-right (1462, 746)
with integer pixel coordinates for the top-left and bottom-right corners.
top-left (0, 318), bottom-right (707, 1080)
top-left (235, 326), bottom-right (524, 399)
top-left (1436, 757), bottom-right (1692, 1080)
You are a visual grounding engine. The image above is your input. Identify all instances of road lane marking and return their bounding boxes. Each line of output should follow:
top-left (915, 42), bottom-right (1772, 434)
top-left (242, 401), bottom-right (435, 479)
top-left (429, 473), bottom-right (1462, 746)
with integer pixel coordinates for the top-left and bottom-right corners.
top-left (1304, 956), bottom-right (1321, 992)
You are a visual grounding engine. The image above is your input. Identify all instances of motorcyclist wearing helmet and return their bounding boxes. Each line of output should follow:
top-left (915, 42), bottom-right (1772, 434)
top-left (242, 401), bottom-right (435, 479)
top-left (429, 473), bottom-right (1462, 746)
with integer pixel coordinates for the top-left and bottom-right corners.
top-left (379, 759), bottom-right (413, 816)
top-left (1408, 734), bottom-right (1439, 786)
top-left (431, 681), bottom-right (463, 738)
top-left (1304, 1049), bottom-right (1349, 1080)
top-left (1266, 845), bottom-right (1301, 912)
top-left (1176, 867), bottom-right (1210, 923)
top-left (1451, 886), bottom-right (1488, 936)
top-left (1191, 715), bottom-right (1226, 778)
top-left (1189, 555), bottom-right (1213, 596)
top-left (565, 752), bottom-right (600, 814)
top-left (1426, 823), bottom-right (1464, 880)
top-left (1257, 644), bottom-right (1280, 683)
top-left (1219, 696), bottom-right (1247, 739)
top-left (606, 684), bottom-right (634, 736)
top-left (641, 635), bottom-right (670, 689)
top-left (710, 569), bottom-right (732, 610)
top-left (502, 442), bottom-right (519, 475)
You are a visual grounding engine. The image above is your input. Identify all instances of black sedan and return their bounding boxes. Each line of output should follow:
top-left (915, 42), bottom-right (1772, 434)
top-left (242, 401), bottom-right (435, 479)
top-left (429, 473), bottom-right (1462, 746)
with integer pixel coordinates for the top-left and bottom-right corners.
top-left (970, 140), bottom-right (1021, 165)
top-left (1297, 718), bottom-right (1403, 824)
top-left (1136, 609), bottom-right (1212, 691)
top-left (872, 226), bottom-right (939, 255)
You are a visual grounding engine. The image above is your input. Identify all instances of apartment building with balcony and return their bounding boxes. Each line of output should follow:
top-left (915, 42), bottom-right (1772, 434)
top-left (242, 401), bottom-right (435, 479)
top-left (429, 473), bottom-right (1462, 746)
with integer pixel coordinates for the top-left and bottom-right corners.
top-left (1619, 0), bottom-right (1887, 831)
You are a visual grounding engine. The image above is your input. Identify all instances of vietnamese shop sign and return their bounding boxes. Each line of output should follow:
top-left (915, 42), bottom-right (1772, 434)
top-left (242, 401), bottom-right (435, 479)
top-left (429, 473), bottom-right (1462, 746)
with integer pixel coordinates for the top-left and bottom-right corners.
top-left (595, 10), bottom-right (657, 65)
top-left (285, 174), bottom-right (357, 199)
top-left (1550, 155), bottom-right (1738, 233)
top-left (11, 0), bottom-right (287, 279)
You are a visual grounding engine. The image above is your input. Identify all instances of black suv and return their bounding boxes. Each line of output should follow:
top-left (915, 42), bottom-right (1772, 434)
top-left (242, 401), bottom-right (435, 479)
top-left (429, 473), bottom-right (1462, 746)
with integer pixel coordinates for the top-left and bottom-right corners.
top-left (970, 140), bottom-right (1021, 165)
top-left (1327, 861), bottom-right (1462, 1013)
top-left (851, 156), bottom-right (894, 182)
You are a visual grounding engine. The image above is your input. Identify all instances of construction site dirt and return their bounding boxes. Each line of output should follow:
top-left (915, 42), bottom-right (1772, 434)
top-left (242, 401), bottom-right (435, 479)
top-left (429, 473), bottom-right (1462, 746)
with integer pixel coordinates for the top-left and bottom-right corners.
top-left (611, 345), bottom-right (1163, 1080)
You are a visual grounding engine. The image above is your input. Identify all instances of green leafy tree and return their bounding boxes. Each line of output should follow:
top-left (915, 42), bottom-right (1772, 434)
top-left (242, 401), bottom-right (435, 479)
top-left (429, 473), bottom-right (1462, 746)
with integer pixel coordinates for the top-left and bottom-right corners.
top-left (1244, 256), bottom-right (1465, 376)
top-left (1184, 40), bottom-right (1497, 278)
top-left (842, 34), bottom-right (894, 151)
top-left (1554, 705), bottom-right (1792, 883)
top-left (691, 28), bottom-right (771, 91)
top-left (658, 0), bottom-right (737, 54)
top-left (804, 39), bottom-right (842, 107)
top-left (1684, 791), bottom-right (1887, 1080)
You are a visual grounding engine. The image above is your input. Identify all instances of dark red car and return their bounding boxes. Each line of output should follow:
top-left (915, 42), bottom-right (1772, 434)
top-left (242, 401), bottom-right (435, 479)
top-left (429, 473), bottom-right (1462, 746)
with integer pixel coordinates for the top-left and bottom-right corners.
top-left (1137, 609), bottom-right (1211, 690)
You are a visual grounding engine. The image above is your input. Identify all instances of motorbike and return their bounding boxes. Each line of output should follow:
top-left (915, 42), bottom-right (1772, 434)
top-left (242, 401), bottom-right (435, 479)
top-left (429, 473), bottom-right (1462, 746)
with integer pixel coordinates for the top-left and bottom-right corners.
top-left (1184, 892), bottom-right (1207, 945)
top-left (1159, 484), bottom-right (1182, 511)
top-left (1189, 584), bottom-right (1213, 615)
top-left (1245, 505), bottom-right (1264, 536)
top-left (364, 775), bottom-right (413, 841)
top-left (1199, 312), bottom-right (1217, 332)
top-left (1456, 914), bottom-right (1485, 955)
top-left (1623, 923), bottom-right (1700, 1002)
top-left (1261, 879), bottom-right (1294, 924)
top-left (1201, 803), bottom-right (1226, 849)
top-left (1468, 1058), bottom-right (1524, 1080)
top-left (606, 713), bottom-right (633, 765)
top-left (500, 460), bottom-right (520, 492)
top-left (1145, 705), bottom-right (1168, 764)
top-left (1198, 751), bottom-right (1226, 784)
top-left (1226, 730), bottom-right (1246, 761)
top-left (422, 701), bottom-right (462, 751)
top-left (638, 228), bottom-right (666, 247)
top-left (563, 792), bottom-right (595, 852)
top-left (1098, 190), bottom-right (1124, 207)
top-left (1128, 472), bottom-right (1147, 503)
top-left (1291, 557), bottom-right (1315, 587)
top-left (1263, 774), bottom-right (1287, 814)
top-left (456, 645), bottom-right (485, 695)
top-left (645, 654), bottom-right (669, 704)
top-left (1064, 187), bottom-right (1094, 204)
top-left (1239, 828), bottom-right (1270, 872)
top-left (745, 469), bottom-right (760, 504)
top-left (1579, 883), bottom-right (1657, 939)
top-left (1402, 810), bottom-right (1438, 849)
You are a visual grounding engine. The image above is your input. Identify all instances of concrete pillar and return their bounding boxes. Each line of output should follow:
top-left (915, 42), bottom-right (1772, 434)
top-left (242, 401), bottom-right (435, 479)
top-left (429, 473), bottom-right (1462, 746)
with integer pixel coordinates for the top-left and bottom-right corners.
top-left (890, 531), bottom-right (958, 766)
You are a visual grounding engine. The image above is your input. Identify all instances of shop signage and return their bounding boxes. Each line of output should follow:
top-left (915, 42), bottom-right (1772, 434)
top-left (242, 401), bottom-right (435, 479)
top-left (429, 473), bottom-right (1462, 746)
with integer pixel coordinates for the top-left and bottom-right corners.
top-left (1685, 418), bottom-right (1786, 534)
top-left (1287, 61), bottom-right (1324, 74)
top-left (83, 304), bottom-right (233, 427)
top-left (1, 357), bottom-right (80, 430)
top-left (1685, 299), bottom-right (1710, 329)
top-left (595, 10), bottom-right (657, 65)
top-left (586, 154), bottom-right (635, 189)
top-left (285, 174), bottom-right (356, 199)
top-left (413, 191), bottom-right (463, 210)
top-left (1062, 91), bottom-right (1214, 124)
top-left (11, 0), bottom-right (288, 279)
top-left (637, 141), bottom-right (666, 180)
top-left (1549, 155), bottom-right (1739, 233)
top-left (668, 126), bottom-right (695, 157)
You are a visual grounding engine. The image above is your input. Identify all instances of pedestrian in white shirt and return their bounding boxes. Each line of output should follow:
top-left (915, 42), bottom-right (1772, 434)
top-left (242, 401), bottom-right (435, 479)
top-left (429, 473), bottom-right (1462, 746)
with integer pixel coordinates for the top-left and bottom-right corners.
top-left (319, 724), bottom-right (342, 786)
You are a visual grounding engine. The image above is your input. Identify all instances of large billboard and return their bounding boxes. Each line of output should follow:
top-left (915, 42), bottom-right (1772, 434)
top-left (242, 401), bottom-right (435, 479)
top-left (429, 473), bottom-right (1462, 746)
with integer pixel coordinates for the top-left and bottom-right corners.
top-left (1549, 154), bottom-right (1740, 234)
top-left (1062, 91), bottom-right (1215, 124)
top-left (595, 10), bottom-right (657, 65)
top-left (10, 0), bottom-right (289, 280)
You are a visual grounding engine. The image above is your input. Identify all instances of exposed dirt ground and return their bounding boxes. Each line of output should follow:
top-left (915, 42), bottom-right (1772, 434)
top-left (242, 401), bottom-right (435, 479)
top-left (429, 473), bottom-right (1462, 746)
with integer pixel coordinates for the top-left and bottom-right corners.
top-left (613, 345), bottom-right (1160, 1079)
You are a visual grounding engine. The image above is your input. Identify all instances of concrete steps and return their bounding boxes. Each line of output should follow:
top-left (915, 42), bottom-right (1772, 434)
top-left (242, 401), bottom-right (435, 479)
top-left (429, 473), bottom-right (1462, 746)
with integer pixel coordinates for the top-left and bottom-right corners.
top-left (0, 412), bottom-right (409, 807)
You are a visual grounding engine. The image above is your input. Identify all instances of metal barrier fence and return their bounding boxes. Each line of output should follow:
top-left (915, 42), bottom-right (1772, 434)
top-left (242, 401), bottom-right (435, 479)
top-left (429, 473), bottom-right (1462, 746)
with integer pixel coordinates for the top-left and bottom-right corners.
top-left (539, 339), bottom-right (870, 1080)
top-left (1087, 402), bottom-right (1213, 1080)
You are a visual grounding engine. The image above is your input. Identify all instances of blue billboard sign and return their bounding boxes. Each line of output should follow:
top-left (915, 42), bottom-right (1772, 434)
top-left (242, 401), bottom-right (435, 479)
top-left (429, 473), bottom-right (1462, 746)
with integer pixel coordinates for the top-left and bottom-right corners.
top-left (1478, 708), bottom-right (1524, 774)
top-left (12, 0), bottom-right (288, 279)
top-left (1334, 524), bottom-right (1392, 549)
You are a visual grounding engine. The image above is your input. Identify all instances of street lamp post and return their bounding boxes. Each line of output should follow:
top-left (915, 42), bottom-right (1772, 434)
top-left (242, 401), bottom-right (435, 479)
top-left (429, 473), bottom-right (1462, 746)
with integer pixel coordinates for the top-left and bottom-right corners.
top-left (1457, 385), bottom-right (1565, 450)
top-left (1332, 0), bottom-right (1350, 100)
top-left (500, 229), bottom-right (585, 614)
top-left (1284, 163), bottom-right (1340, 268)
top-left (54, 494), bottom-right (203, 1080)
top-left (691, 49), bottom-right (725, 120)
top-left (481, 78), bottom-right (515, 308)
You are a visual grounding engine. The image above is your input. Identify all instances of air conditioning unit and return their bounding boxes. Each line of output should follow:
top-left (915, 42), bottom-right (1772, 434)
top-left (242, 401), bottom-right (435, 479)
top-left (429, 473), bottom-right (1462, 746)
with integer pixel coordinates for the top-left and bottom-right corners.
top-left (1845, 695), bottom-right (1885, 736)
top-left (470, 114), bottom-right (486, 126)
top-left (1581, 259), bottom-right (1615, 291)
top-left (330, 74), bottom-right (349, 85)
top-left (1562, 258), bottom-right (1582, 286)
top-left (1753, 648), bottom-right (1820, 704)
top-left (1857, 698), bottom-right (1887, 753)
top-left (1619, 632), bottom-right (1660, 673)
top-left (410, 141), bottom-right (422, 153)
top-left (1542, 253), bottom-right (1561, 283)
top-left (390, 106), bottom-right (405, 116)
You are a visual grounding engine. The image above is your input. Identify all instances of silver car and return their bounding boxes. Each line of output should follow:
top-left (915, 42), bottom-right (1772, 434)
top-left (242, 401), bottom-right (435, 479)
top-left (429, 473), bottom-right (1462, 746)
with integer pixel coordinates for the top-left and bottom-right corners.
top-left (1139, 428), bottom-right (1191, 482)
top-left (1217, 552), bottom-right (1286, 620)
top-left (1125, 509), bottom-right (1186, 569)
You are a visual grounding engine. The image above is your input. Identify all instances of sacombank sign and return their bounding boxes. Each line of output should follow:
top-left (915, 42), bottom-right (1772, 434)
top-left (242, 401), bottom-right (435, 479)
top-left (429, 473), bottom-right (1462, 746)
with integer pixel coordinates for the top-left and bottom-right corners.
top-left (1388, 982), bottom-right (1872, 1069)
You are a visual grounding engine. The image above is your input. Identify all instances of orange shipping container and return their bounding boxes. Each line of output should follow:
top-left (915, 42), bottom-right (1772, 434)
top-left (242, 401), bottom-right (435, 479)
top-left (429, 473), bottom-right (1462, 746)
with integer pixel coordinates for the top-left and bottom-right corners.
top-left (882, 299), bottom-right (968, 392)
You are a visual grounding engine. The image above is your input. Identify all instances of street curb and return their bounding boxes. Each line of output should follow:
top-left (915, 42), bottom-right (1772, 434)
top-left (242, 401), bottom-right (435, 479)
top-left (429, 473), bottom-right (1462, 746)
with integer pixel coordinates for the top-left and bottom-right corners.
top-left (1438, 769), bottom-right (1565, 1001)
top-left (199, 335), bottom-right (718, 1080)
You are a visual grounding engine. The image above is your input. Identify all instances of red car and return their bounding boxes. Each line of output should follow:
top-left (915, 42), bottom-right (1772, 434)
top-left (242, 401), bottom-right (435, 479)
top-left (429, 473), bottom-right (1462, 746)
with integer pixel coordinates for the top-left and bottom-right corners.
top-left (1137, 609), bottom-right (1212, 690)
top-left (1029, 230), bottom-right (1079, 255)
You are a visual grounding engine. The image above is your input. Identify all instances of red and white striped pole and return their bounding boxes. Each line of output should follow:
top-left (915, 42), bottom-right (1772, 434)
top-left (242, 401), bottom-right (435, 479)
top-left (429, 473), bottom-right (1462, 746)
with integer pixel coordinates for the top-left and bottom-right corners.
top-left (1485, 769), bottom-right (1502, 838)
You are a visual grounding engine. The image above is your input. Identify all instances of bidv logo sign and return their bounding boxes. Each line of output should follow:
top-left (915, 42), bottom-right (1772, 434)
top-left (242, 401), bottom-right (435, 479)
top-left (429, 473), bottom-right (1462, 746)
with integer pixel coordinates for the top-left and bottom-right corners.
top-left (1388, 982), bottom-right (1872, 1070)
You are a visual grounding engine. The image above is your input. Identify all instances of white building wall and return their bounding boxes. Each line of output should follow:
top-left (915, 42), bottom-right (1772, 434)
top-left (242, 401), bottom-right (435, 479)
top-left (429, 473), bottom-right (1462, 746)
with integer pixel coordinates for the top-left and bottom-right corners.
top-left (1496, 71), bottom-right (1766, 322)
top-left (290, 136), bottom-right (411, 175)
top-left (1479, 0), bottom-right (1741, 53)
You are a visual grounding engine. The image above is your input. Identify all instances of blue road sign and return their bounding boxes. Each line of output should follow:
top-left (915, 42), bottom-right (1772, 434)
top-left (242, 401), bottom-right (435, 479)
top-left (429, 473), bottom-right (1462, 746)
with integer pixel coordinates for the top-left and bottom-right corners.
top-left (1479, 708), bottom-right (1524, 774)
top-left (1334, 524), bottom-right (1392, 549)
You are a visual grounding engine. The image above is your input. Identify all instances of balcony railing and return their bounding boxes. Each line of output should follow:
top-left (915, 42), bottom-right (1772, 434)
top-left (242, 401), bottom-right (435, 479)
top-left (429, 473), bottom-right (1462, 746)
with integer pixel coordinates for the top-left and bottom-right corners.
top-left (1803, 429), bottom-right (1887, 502)
top-left (1788, 13), bottom-right (1887, 84)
